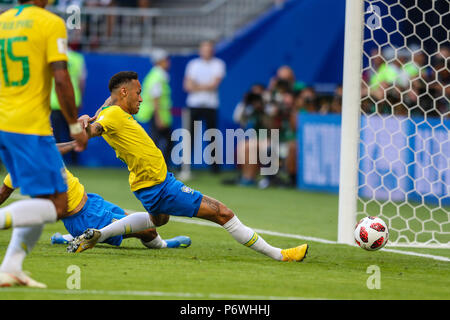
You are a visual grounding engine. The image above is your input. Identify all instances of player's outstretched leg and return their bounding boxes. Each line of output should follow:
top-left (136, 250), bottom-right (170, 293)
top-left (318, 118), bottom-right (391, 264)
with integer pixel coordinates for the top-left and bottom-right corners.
top-left (196, 195), bottom-right (309, 262)
top-left (0, 226), bottom-right (47, 288)
top-left (0, 198), bottom-right (59, 230)
top-left (58, 229), bottom-right (190, 249)
top-left (67, 211), bottom-right (156, 253)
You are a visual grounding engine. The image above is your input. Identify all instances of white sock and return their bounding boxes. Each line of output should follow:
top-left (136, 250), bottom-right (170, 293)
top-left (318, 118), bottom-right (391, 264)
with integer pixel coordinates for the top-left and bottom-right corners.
top-left (223, 215), bottom-right (283, 261)
top-left (98, 212), bottom-right (155, 243)
top-left (0, 199), bottom-right (57, 229)
top-left (141, 234), bottom-right (167, 249)
top-left (0, 225), bottom-right (44, 273)
top-left (62, 234), bottom-right (74, 242)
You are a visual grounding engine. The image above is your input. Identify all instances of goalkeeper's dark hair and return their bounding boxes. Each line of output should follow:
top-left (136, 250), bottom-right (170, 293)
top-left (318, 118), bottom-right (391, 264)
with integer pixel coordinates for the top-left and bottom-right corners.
top-left (108, 71), bottom-right (139, 93)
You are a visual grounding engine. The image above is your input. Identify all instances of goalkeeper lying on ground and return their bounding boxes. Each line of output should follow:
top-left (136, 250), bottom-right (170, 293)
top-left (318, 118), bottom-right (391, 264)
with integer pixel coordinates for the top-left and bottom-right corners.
top-left (0, 142), bottom-right (191, 250)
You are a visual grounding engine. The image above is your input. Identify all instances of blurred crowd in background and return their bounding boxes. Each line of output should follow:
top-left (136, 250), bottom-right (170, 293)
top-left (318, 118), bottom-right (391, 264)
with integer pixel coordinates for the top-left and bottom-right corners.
top-left (227, 64), bottom-right (343, 189)
top-left (362, 45), bottom-right (449, 118)
top-left (229, 44), bottom-right (449, 188)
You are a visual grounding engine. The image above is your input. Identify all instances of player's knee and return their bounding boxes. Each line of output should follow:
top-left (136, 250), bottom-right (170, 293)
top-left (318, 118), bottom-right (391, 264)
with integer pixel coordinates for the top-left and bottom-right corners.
top-left (218, 204), bottom-right (234, 225)
top-left (151, 213), bottom-right (169, 227)
top-left (134, 229), bottom-right (158, 243)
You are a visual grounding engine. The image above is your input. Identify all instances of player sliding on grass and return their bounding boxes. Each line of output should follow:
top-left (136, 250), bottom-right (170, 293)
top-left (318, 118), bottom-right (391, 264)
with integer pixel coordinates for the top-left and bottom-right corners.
top-left (70, 71), bottom-right (308, 262)
top-left (0, 143), bottom-right (191, 254)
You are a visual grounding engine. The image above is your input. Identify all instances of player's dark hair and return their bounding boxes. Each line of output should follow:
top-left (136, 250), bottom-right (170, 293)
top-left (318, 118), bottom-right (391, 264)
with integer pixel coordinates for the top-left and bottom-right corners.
top-left (108, 71), bottom-right (139, 92)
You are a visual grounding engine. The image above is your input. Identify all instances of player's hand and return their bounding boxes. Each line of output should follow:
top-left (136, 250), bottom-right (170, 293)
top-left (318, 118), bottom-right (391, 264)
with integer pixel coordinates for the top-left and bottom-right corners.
top-left (71, 130), bottom-right (89, 152)
top-left (78, 114), bottom-right (97, 129)
top-left (69, 121), bottom-right (88, 152)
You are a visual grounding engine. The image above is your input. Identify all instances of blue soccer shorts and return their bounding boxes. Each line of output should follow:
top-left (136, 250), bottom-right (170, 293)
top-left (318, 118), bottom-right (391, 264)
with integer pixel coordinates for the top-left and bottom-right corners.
top-left (133, 172), bottom-right (203, 218)
top-left (0, 131), bottom-right (67, 197)
top-left (62, 193), bottom-right (126, 246)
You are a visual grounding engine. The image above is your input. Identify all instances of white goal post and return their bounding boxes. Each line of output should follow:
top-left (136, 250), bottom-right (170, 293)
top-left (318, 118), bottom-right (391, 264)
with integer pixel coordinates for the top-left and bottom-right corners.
top-left (338, 0), bottom-right (449, 248)
top-left (338, 0), bottom-right (365, 245)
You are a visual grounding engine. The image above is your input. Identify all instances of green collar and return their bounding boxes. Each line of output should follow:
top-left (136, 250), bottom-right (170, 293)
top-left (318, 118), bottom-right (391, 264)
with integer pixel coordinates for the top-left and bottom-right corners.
top-left (14, 3), bottom-right (34, 16)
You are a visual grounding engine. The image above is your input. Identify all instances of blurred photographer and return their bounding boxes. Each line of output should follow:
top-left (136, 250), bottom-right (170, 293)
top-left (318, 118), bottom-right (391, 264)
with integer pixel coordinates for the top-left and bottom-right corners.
top-left (225, 86), bottom-right (271, 186)
top-left (233, 90), bottom-right (270, 131)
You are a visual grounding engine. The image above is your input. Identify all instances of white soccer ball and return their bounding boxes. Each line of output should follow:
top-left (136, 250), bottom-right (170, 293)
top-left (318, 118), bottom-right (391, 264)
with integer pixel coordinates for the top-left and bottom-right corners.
top-left (354, 216), bottom-right (389, 251)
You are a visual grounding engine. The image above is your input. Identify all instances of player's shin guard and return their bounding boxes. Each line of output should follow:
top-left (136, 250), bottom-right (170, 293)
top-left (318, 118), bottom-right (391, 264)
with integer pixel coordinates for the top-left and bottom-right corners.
top-left (0, 199), bottom-right (57, 229)
top-left (222, 215), bottom-right (283, 261)
top-left (98, 212), bottom-right (155, 243)
top-left (0, 225), bottom-right (44, 273)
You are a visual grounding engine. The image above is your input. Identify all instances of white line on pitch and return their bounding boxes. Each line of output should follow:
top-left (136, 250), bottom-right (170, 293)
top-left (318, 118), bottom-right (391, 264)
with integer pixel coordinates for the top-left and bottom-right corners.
top-left (6, 194), bottom-right (450, 262)
top-left (168, 216), bottom-right (337, 244)
top-left (0, 287), bottom-right (324, 300)
top-left (167, 216), bottom-right (450, 262)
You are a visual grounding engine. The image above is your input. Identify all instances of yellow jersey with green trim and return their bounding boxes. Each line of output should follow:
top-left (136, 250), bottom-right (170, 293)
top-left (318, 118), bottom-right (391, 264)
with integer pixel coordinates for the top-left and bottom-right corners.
top-left (96, 105), bottom-right (167, 191)
top-left (3, 168), bottom-right (85, 213)
top-left (0, 4), bottom-right (68, 136)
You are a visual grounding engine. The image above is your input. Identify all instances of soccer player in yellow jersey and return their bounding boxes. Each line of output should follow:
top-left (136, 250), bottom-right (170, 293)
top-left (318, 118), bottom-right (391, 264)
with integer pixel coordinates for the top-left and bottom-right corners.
top-left (72, 71), bottom-right (308, 263)
top-left (0, 0), bottom-right (88, 288)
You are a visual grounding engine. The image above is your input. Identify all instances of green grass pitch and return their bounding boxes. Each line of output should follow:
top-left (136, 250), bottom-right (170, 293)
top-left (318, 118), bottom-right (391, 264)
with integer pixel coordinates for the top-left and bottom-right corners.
top-left (0, 167), bottom-right (448, 300)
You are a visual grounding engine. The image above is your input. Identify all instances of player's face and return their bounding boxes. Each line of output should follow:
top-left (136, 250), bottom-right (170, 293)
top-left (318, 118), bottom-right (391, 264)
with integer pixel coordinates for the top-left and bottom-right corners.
top-left (126, 80), bottom-right (143, 115)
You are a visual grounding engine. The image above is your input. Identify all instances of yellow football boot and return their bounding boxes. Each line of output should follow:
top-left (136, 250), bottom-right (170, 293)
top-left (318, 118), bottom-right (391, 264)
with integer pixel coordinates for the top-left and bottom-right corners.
top-left (281, 244), bottom-right (309, 262)
top-left (67, 229), bottom-right (101, 253)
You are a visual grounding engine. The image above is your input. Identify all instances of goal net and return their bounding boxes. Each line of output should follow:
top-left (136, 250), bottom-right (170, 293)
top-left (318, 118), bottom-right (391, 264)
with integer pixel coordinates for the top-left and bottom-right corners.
top-left (339, 0), bottom-right (449, 248)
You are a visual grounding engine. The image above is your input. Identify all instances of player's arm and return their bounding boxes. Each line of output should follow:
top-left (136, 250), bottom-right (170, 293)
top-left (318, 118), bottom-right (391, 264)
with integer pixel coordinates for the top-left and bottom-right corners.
top-left (77, 115), bottom-right (104, 138)
top-left (85, 122), bottom-right (104, 138)
top-left (78, 96), bottom-right (112, 138)
top-left (51, 61), bottom-right (88, 151)
top-left (56, 141), bottom-right (77, 155)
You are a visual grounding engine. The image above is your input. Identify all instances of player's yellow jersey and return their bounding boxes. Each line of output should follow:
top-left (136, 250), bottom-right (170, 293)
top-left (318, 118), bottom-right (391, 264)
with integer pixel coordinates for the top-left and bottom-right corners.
top-left (96, 105), bottom-right (167, 191)
top-left (3, 168), bottom-right (85, 214)
top-left (0, 4), bottom-right (68, 136)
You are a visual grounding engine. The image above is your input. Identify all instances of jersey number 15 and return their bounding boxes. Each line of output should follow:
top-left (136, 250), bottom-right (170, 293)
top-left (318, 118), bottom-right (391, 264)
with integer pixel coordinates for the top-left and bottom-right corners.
top-left (0, 36), bottom-right (30, 87)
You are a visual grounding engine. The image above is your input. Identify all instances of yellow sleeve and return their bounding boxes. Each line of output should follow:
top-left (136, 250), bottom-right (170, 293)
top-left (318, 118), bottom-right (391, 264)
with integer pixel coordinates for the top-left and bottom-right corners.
top-left (95, 106), bottom-right (123, 134)
top-left (3, 174), bottom-right (13, 189)
top-left (45, 16), bottom-right (69, 64)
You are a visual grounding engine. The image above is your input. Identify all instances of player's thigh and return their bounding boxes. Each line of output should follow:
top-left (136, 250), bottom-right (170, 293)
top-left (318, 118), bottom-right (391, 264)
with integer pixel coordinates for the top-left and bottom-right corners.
top-left (134, 172), bottom-right (202, 219)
